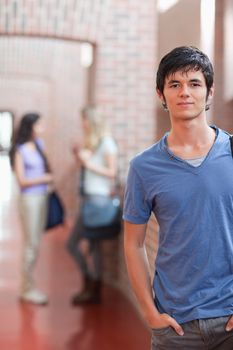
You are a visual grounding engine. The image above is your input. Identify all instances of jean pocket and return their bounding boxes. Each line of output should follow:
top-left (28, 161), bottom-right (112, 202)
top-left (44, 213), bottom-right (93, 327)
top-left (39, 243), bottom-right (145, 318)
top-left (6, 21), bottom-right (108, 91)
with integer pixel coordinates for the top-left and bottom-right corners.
top-left (151, 326), bottom-right (171, 335)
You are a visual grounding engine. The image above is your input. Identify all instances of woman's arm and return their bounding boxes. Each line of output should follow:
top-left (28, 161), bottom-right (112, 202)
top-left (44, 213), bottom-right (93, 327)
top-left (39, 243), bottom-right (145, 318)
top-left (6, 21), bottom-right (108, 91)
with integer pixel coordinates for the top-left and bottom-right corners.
top-left (85, 152), bottom-right (117, 178)
top-left (79, 150), bottom-right (117, 179)
top-left (71, 137), bottom-right (117, 179)
top-left (14, 150), bottom-right (53, 189)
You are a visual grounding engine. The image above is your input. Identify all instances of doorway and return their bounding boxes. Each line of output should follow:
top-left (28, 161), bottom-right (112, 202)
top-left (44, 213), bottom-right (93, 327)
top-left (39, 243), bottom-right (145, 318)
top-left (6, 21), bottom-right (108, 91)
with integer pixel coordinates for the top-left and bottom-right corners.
top-left (0, 111), bottom-right (15, 241)
top-left (0, 111), bottom-right (13, 154)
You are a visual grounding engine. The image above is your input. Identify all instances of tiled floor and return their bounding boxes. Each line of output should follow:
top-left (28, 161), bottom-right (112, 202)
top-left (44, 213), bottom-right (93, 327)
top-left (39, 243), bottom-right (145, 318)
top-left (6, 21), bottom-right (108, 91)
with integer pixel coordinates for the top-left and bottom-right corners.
top-left (0, 154), bottom-right (150, 350)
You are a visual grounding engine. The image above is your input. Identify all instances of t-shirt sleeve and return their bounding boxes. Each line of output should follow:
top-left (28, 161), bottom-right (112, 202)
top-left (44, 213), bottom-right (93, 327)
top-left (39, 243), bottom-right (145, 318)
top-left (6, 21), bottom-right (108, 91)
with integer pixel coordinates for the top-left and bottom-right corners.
top-left (123, 162), bottom-right (152, 224)
top-left (101, 136), bottom-right (118, 155)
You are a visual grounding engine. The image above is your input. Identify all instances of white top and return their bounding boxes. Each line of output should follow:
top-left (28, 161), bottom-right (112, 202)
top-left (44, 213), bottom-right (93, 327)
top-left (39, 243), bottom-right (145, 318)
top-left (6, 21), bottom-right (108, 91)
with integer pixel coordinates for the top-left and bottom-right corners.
top-left (185, 155), bottom-right (206, 167)
top-left (84, 136), bottom-right (118, 196)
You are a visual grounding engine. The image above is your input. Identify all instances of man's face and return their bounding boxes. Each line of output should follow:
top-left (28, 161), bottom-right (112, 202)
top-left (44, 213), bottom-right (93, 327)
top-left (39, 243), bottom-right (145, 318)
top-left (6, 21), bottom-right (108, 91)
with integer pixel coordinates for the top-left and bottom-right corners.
top-left (157, 69), bottom-right (214, 121)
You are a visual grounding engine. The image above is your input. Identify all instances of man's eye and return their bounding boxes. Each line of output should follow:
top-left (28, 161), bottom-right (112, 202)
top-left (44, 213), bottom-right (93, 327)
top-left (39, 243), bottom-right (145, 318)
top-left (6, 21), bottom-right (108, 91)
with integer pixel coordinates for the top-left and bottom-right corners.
top-left (191, 83), bottom-right (201, 87)
top-left (170, 84), bottom-right (179, 88)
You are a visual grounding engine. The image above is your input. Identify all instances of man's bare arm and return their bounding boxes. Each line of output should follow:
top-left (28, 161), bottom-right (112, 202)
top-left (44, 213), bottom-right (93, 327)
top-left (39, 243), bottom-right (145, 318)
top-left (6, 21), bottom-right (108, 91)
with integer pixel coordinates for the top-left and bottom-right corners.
top-left (124, 221), bottom-right (184, 335)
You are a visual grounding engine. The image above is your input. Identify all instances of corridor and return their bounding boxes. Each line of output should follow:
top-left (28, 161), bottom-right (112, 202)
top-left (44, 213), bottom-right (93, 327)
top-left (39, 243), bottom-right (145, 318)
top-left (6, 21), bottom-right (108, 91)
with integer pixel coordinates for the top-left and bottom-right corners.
top-left (0, 154), bottom-right (150, 350)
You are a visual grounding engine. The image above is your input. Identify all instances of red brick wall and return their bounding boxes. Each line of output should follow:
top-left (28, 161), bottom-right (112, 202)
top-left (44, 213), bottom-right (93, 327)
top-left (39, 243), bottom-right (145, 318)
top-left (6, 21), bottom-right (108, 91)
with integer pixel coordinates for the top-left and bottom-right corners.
top-left (95, 1), bottom-right (158, 177)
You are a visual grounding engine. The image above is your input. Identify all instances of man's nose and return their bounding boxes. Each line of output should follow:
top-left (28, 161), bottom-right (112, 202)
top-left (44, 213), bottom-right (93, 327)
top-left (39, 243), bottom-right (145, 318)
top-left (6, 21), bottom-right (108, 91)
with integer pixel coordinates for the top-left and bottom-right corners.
top-left (179, 85), bottom-right (190, 97)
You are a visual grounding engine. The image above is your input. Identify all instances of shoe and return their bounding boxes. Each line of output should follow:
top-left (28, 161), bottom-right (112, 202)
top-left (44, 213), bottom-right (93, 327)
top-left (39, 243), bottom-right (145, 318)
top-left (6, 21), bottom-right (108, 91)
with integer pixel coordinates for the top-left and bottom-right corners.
top-left (71, 289), bottom-right (101, 305)
top-left (71, 277), bottom-right (102, 306)
top-left (20, 289), bottom-right (48, 305)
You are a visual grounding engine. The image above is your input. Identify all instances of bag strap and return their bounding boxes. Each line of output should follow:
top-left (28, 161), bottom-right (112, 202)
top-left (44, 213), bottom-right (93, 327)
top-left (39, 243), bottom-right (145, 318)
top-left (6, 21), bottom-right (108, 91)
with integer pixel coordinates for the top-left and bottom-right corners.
top-left (34, 140), bottom-right (51, 172)
top-left (79, 166), bottom-right (86, 197)
top-left (230, 135), bottom-right (233, 158)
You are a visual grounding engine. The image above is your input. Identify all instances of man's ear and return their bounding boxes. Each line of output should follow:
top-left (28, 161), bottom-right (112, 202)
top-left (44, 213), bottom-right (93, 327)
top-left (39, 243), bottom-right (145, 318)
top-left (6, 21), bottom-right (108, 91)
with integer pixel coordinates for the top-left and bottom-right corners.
top-left (156, 89), bottom-right (168, 111)
top-left (207, 85), bottom-right (214, 103)
top-left (205, 84), bottom-right (214, 111)
top-left (207, 84), bottom-right (214, 101)
top-left (156, 88), bottom-right (164, 102)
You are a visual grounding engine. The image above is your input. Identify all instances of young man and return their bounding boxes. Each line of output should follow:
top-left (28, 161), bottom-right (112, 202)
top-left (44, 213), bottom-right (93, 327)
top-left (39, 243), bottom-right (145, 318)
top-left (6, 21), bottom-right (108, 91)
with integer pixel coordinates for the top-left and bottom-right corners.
top-left (123, 46), bottom-right (233, 349)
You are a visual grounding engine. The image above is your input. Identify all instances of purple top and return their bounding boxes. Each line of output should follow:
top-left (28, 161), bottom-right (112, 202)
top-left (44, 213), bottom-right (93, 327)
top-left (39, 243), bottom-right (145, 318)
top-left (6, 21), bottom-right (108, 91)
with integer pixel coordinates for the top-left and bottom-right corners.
top-left (17, 139), bottom-right (48, 194)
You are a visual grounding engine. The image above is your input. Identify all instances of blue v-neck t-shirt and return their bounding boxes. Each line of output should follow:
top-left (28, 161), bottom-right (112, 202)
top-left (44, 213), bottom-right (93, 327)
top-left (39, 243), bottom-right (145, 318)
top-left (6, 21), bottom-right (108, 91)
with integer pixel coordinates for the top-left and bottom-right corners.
top-left (123, 127), bottom-right (233, 324)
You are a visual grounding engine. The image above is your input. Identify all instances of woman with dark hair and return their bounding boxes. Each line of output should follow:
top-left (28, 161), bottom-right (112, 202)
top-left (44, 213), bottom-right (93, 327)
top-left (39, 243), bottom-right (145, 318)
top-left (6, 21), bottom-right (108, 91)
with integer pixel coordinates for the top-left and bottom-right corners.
top-left (11, 113), bottom-right (53, 305)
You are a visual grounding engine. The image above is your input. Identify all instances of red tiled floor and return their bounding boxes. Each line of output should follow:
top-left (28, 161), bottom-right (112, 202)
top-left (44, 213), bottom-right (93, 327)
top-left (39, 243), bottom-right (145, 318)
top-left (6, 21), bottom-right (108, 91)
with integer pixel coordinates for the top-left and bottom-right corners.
top-left (0, 155), bottom-right (150, 350)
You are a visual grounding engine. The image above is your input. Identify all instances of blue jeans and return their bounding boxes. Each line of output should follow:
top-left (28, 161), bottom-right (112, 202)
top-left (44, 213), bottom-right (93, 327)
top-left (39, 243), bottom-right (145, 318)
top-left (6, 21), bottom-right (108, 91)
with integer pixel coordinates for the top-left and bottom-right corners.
top-left (151, 316), bottom-right (233, 349)
top-left (66, 213), bottom-right (102, 280)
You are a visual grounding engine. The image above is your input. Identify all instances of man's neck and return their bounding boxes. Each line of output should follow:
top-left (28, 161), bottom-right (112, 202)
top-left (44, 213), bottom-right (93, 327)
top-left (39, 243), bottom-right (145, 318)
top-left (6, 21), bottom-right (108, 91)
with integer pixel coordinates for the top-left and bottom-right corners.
top-left (167, 119), bottom-right (216, 159)
top-left (168, 118), bottom-right (214, 146)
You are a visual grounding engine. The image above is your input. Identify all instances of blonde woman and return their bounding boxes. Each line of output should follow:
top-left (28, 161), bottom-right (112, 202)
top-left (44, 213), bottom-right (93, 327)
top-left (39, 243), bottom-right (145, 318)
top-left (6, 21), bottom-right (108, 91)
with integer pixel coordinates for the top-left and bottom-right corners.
top-left (67, 107), bottom-right (118, 305)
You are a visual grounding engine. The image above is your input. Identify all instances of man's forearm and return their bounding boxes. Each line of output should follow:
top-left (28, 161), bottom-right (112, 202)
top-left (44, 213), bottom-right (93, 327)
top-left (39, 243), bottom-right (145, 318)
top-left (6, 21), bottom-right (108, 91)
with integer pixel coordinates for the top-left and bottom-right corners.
top-left (123, 222), bottom-right (184, 334)
top-left (124, 243), bottom-right (160, 325)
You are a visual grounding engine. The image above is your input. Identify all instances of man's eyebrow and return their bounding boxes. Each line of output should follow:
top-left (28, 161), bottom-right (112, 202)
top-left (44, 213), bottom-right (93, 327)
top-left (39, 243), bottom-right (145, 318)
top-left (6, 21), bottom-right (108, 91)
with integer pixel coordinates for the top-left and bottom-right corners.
top-left (167, 79), bottom-right (179, 85)
top-left (189, 78), bottom-right (203, 83)
top-left (167, 78), bottom-right (203, 85)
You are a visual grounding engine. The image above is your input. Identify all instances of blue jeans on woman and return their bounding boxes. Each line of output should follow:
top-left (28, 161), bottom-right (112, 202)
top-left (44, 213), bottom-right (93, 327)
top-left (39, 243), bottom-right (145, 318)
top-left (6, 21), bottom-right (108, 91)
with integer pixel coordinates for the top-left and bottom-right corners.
top-left (66, 213), bottom-right (101, 280)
